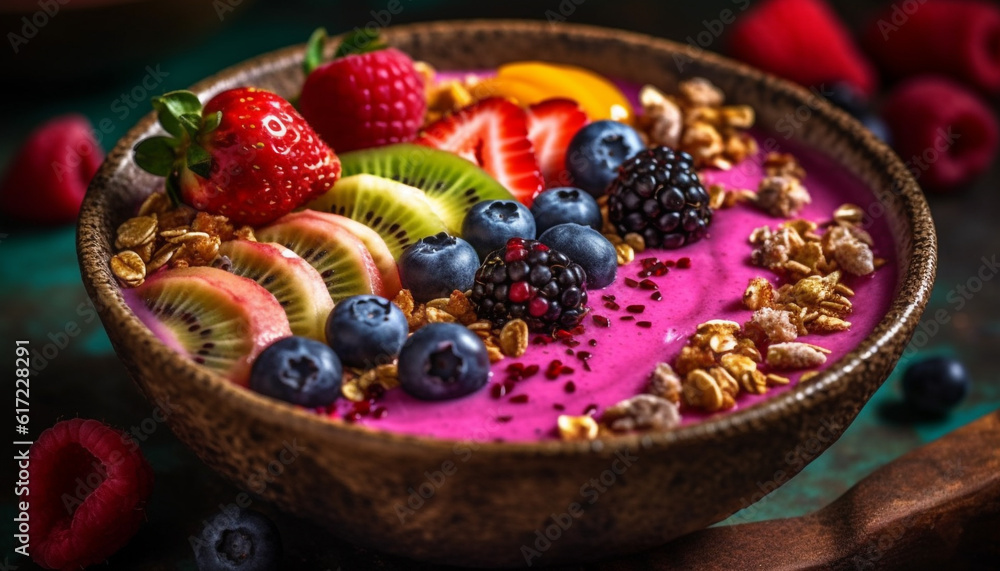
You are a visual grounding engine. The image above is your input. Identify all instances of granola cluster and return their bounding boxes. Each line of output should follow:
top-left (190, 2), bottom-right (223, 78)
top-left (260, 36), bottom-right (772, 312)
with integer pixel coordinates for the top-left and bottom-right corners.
top-left (109, 192), bottom-right (255, 288)
top-left (418, 62), bottom-right (477, 125)
top-left (340, 363), bottom-right (401, 403)
top-left (391, 289), bottom-right (529, 365)
top-left (669, 320), bottom-right (791, 413)
top-left (748, 204), bottom-right (881, 280)
top-left (637, 79), bottom-right (758, 170)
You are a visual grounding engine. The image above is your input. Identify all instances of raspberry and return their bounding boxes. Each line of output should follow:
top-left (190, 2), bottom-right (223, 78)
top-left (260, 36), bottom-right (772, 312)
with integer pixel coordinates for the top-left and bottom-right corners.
top-left (0, 114), bottom-right (102, 225)
top-left (28, 419), bottom-right (153, 570)
top-left (727, 0), bottom-right (877, 96)
top-left (299, 30), bottom-right (425, 153)
top-left (607, 146), bottom-right (712, 249)
top-left (470, 238), bottom-right (589, 333)
top-left (883, 76), bottom-right (999, 192)
top-left (864, 0), bottom-right (1000, 95)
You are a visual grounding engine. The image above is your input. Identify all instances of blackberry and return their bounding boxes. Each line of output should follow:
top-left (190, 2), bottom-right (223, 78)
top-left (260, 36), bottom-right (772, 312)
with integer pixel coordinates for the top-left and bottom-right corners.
top-left (470, 238), bottom-right (589, 333)
top-left (606, 146), bottom-right (713, 249)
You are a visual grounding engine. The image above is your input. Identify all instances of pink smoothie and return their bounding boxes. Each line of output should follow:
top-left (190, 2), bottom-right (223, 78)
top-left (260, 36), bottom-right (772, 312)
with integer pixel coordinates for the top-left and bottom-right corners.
top-left (330, 75), bottom-right (898, 441)
top-left (334, 141), bottom-right (897, 441)
top-left (126, 76), bottom-right (899, 442)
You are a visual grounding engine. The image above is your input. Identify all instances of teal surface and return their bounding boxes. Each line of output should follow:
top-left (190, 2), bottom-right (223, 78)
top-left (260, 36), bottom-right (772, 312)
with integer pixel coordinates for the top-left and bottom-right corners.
top-left (1, 0), bottom-right (998, 568)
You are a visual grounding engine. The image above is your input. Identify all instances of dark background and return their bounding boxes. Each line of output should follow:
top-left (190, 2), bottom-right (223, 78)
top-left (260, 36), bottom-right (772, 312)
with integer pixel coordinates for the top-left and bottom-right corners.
top-left (1, 0), bottom-right (998, 569)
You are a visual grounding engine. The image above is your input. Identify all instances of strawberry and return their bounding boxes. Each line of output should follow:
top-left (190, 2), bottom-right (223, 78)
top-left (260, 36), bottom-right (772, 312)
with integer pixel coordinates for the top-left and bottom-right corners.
top-left (526, 99), bottom-right (589, 188)
top-left (134, 87), bottom-right (340, 226)
top-left (0, 114), bottom-right (103, 225)
top-left (416, 97), bottom-right (545, 205)
top-left (299, 28), bottom-right (426, 153)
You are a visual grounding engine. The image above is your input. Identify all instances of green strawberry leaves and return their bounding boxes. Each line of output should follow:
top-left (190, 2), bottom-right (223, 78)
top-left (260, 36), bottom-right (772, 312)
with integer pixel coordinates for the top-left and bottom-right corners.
top-left (185, 144), bottom-right (213, 178)
top-left (304, 28), bottom-right (327, 76)
top-left (135, 90), bottom-right (221, 206)
top-left (133, 137), bottom-right (176, 177)
top-left (334, 28), bottom-right (387, 58)
top-left (152, 91), bottom-right (202, 138)
top-left (303, 27), bottom-right (388, 76)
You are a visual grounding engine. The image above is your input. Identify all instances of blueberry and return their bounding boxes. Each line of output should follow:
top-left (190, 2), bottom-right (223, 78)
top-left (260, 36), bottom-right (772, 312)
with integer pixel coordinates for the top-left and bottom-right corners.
top-left (399, 232), bottom-right (479, 302)
top-left (326, 295), bottom-right (408, 369)
top-left (462, 200), bottom-right (536, 259)
top-left (566, 120), bottom-right (646, 197)
top-left (249, 336), bottom-right (342, 408)
top-left (901, 356), bottom-right (970, 415)
top-left (192, 508), bottom-right (282, 571)
top-left (530, 186), bottom-right (603, 236)
top-left (820, 81), bottom-right (869, 118)
top-left (861, 114), bottom-right (892, 145)
top-left (398, 322), bottom-right (490, 400)
top-left (538, 223), bottom-right (616, 289)
top-left (818, 81), bottom-right (891, 144)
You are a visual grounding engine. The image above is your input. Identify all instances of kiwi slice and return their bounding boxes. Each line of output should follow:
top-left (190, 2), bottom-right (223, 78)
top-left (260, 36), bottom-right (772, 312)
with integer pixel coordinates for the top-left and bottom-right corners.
top-left (256, 213), bottom-right (386, 302)
top-left (217, 240), bottom-right (335, 342)
top-left (134, 266), bottom-right (292, 385)
top-left (304, 174), bottom-right (448, 259)
top-left (338, 144), bottom-right (515, 234)
top-left (291, 210), bottom-right (402, 298)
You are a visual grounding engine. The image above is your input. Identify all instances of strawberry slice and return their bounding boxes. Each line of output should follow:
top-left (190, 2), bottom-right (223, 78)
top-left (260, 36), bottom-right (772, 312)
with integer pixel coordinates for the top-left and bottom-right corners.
top-left (416, 97), bottom-right (544, 205)
top-left (527, 99), bottom-right (589, 189)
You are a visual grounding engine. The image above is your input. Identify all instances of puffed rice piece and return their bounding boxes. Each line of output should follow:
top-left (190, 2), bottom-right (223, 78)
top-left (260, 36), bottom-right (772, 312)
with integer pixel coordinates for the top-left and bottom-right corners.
top-left (766, 342), bottom-right (828, 370)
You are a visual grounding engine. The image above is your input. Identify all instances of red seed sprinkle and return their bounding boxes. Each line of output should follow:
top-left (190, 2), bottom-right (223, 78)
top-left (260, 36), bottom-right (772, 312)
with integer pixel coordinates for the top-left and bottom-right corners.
top-left (577, 351), bottom-right (593, 361)
top-left (664, 259), bottom-right (676, 268)
top-left (563, 338), bottom-right (581, 348)
top-left (593, 315), bottom-right (611, 328)
top-left (554, 329), bottom-right (574, 340)
top-left (637, 321), bottom-right (652, 328)
top-left (506, 362), bottom-right (524, 374)
top-left (604, 301), bottom-right (621, 310)
top-left (637, 270), bottom-right (653, 278)
top-left (624, 277), bottom-right (639, 288)
top-left (583, 361), bottom-right (592, 372)
top-left (566, 348), bottom-right (575, 356)
top-left (651, 291), bottom-right (663, 301)
top-left (373, 407), bottom-right (388, 419)
top-left (366, 384), bottom-right (386, 399)
top-left (621, 315), bottom-right (635, 321)
top-left (490, 384), bottom-right (506, 399)
top-left (533, 335), bottom-right (553, 345)
top-left (496, 415), bottom-right (513, 423)
top-left (523, 364), bottom-right (540, 378)
top-left (653, 264), bottom-right (670, 277)
top-left (553, 403), bottom-right (566, 411)
top-left (588, 338), bottom-right (597, 347)
top-left (562, 366), bottom-right (576, 375)
top-left (503, 379), bottom-right (517, 392)
top-left (546, 360), bottom-right (564, 380)
top-left (626, 304), bottom-right (646, 314)
top-left (677, 257), bottom-right (691, 269)
top-left (602, 294), bottom-right (617, 302)
top-left (564, 381), bottom-right (576, 393)
top-left (510, 394), bottom-right (530, 404)
top-left (570, 325), bottom-right (585, 336)
top-left (639, 279), bottom-right (658, 290)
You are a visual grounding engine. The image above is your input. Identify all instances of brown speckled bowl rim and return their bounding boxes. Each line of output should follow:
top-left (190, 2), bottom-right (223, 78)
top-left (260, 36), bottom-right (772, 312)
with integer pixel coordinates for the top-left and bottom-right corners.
top-left (78, 20), bottom-right (936, 458)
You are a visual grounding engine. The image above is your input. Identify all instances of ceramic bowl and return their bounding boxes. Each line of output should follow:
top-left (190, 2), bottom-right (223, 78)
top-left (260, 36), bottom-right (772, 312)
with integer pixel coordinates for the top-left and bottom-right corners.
top-left (77, 20), bottom-right (936, 567)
